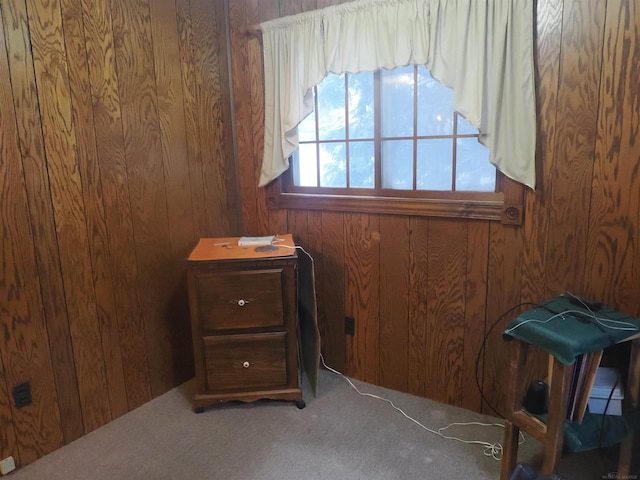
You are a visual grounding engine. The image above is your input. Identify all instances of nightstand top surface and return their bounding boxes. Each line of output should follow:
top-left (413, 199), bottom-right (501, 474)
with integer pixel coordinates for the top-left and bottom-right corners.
top-left (187, 234), bottom-right (296, 262)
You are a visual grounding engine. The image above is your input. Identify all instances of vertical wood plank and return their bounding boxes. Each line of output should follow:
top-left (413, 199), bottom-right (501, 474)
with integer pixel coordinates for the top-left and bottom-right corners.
top-left (344, 213), bottom-right (380, 383)
top-left (148, 0), bottom-right (195, 257)
top-left (2, 0), bottom-right (84, 442)
top-left (483, 223), bottom-right (524, 416)
top-left (149, 0), bottom-right (197, 388)
top-left (586, 0), bottom-right (640, 312)
top-left (0, 14), bottom-right (24, 466)
top-left (254, 0), bottom-right (284, 235)
top-left (110, 0), bottom-right (175, 397)
top-left (60, 0), bottom-right (128, 421)
top-left (461, 220), bottom-right (489, 412)
top-left (320, 212), bottom-right (345, 373)
top-left (543, 0), bottom-right (606, 297)
top-left (520, 0), bottom-right (564, 304)
top-left (408, 217), bottom-right (428, 397)
top-left (191, 0), bottom-right (239, 237)
top-left (25, 0), bottom-right (112, 432)
top-left (378, 216), bottom-right (410, 392)
top-left (229, 0), bottom-right (259, 234)
top-left (425, 219), bottom-right (467, 406)
top-left (0, 8), bottom-right (65, 463)
top-left (175, 0), bottom-right (207, 239)
top-left (81, 0), bottom-right (152, 410)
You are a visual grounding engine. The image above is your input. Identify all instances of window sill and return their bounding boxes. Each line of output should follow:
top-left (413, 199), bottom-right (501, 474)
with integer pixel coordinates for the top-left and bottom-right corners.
top-left (268, 179), bottom-right (524, 225)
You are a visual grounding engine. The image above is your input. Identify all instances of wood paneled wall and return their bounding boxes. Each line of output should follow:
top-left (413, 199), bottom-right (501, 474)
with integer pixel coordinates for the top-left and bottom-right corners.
top-left (0, 0), bottom-right (238, 467)
top-left (2, 0), bottom-right (639, 470)
top-left (229, 0), bottom-right (640, 417)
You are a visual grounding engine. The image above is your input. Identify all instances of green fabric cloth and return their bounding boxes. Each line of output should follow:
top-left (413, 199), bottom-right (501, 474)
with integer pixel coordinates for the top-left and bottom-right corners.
top-left (534, 412), bottom-right (630, 452)
top-left (503, 295), bottom-right (640, 365)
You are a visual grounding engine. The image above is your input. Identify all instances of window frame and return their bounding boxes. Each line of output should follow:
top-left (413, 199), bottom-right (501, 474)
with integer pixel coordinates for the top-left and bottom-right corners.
top-left (268, 68), bottom-right (525, 225)
top-left (269, 171), bottom-right (524, 224)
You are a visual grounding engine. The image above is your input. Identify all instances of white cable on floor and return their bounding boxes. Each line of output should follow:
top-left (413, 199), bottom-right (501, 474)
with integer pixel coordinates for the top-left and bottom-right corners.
top-left (321, 354), bottom-right (524, 461)
top-left (276, 238), bottom-right (523, 460)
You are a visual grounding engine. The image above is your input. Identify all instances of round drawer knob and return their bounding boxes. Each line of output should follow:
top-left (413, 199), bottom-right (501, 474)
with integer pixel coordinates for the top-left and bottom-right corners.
top-left (242, 361), bottom-right (250, 368)
top-left (237, 299), bottom-right (246, 307)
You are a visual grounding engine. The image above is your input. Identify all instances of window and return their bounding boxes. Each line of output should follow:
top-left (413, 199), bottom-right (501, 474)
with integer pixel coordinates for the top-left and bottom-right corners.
top-left (291, 66), bottom-right (496, 194)
top-left (272, 66), bottom-right (524, 224)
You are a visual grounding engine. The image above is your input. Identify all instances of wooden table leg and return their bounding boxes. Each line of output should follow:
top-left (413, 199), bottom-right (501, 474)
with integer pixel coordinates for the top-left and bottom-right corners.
top-left (541, 356), bottom-right (571, 476)
top-left (501, 420), bottom-right (520, 480)
top-left (500, 340), bottom-right (530, 480)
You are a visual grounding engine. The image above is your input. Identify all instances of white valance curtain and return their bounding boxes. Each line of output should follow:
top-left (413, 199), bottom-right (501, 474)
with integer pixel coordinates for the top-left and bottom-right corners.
top-left (259, 0), bottom-right (536, 189)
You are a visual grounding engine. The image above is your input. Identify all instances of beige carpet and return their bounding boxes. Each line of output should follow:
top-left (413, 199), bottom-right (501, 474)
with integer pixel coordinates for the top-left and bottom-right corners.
top-left (7, 368), bottom-right (632, 480)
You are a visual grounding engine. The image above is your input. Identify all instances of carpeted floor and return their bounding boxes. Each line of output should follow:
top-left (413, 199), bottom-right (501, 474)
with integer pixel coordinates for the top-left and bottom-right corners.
top-left (7, 368), bottom-right (635, 480)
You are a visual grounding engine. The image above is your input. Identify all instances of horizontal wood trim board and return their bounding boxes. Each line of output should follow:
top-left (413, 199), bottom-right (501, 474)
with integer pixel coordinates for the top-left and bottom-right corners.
top-left (275, 193), bottom-right (505, 221)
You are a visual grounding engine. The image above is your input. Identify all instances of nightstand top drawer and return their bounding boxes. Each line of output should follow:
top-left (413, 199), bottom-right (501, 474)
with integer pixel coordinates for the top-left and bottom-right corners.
top-left (187, 234), bottom-right (296, 262)
top-left (195, 269), bottom-right (286, 331)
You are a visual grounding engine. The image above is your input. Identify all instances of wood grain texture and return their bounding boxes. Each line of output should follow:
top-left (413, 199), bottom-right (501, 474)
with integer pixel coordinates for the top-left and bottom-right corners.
top-left (249, 0), bottom-right (277, 235)
top-left (229, 0), bottom-right (640, 421)
top-left (344, 213), bottom-right (380, 383)
top-left (407, 217), bottom-right (428, 397)
top-left (25, 0), bottom-right (112, 433)
top-left (543, 0), bottom-right (606, 297)
top-left (425, 219), bottom-right (466, 406)
top-left (191, 0), bottom-right (239, 238)
top-left (175, 0), bottom-right (206, 239)
top-left (378, 216), bottom-right (410, 392)
top-left (229, 0), bottom-right (260, 234)
top-left (586, 0), bottom-right (640, 313)
top-left (1, 0), bottom-right (237, 467)
top-left (320, 212), bottom-right (346, 373)
top-left (149, 0), bottom-right (196, 390)
top-left (519, 0), bottom-right (564, 305)
top-left (0, 8), bottom-right (65, 463)
top-left (60, 0), bottom-right (128, 421)
top-left (149, 0), bottom-right (195, 255)
top-left (80, 0), bottom-right (152, 411)
top-left (461, 220), bottom-right (489, 411)
top-left (5, 0), bottom-right (640, 469)
top-left (0, 13), bottom-right (25, 465)
top-left (483, 223), bottom-right (524, 416)
top-left (2, 0), bottom-right (84, 443)
top-left (109, 0), bottom-right (177, 398)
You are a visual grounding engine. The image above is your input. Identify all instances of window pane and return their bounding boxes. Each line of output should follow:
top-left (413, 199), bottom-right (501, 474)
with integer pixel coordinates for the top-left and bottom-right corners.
top-left (348, 72), bottom-right (374, 139)
top-left (416, 139), bottom-right (453, 190)
top-left (417, 67), bottom-right (453, 136)
top-left (298, 109), bottom-right (316, 142)
top-left (457, 114), bottom-right (478, 135)
top-left (381, 66), bottom-right (414, 138)
top-left (455, 138), bottom-right (495, 191)
top-left (349, 141), bottom-right (374, 188)
top-left (317, 73), bottom-right (346, 141)
top-left (382, 140), bottom-right (413, 189)
top-left (293, 145), bottom-right (318, 187)
top-left (319, 142), bottom-right (346, 187)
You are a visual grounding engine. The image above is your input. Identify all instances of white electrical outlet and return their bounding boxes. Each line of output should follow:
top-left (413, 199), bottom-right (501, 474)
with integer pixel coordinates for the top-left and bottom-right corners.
top-left (0, 456), bottom-right (16, 475)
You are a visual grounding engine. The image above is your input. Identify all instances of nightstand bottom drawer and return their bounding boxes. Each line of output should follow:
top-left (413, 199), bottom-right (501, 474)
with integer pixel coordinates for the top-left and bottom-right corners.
top-left (203, 333), bottom-right (288, 392)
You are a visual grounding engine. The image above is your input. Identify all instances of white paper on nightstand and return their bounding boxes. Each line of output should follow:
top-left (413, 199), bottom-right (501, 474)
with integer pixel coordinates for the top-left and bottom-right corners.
top-left (237, 235), bottom-right (275, 246)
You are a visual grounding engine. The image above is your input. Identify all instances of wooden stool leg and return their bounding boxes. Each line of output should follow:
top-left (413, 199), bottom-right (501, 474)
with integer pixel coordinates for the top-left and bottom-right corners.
top-left (501, 420), bottom-right (520, 480)
top-left (500, 340), bottom-right (530, 480)
top-left (541, 356), bottom-right (571, 475)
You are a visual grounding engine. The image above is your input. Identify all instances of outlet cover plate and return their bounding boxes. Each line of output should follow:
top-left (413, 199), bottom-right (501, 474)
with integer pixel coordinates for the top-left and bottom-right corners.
top-left (0, 456), bottom-right (16, 475)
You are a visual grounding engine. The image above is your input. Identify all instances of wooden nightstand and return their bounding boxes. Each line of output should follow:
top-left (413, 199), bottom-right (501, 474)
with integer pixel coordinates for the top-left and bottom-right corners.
top-left (186, 235), bottom-right (304, 412)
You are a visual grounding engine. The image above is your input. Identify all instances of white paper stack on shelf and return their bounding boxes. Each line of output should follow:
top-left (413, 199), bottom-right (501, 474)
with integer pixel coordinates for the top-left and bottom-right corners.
top-left (588, 367), bottom-right (624, 416)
